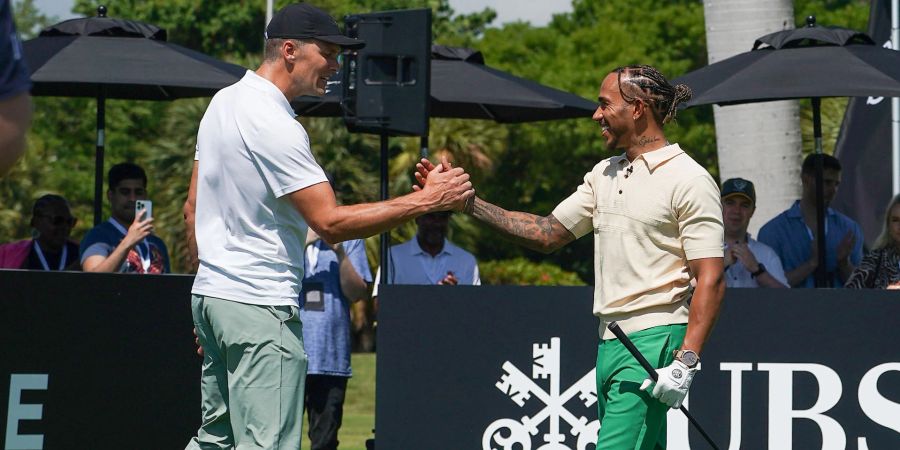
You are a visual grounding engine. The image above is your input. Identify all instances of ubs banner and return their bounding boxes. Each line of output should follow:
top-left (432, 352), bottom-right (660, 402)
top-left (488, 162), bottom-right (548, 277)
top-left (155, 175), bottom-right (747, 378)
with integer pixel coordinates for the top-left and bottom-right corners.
top-left (0, 270), bottom-right (198, 450)
top-left (376, 286), bottom-right (900, 450)
top-left (2, 272), bottom-right (899, 449)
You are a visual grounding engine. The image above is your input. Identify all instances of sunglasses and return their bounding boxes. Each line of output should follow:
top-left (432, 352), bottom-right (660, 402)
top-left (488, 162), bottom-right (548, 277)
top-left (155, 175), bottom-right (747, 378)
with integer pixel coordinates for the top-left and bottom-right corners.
top-left (38, 215), bottom-right (76, 227)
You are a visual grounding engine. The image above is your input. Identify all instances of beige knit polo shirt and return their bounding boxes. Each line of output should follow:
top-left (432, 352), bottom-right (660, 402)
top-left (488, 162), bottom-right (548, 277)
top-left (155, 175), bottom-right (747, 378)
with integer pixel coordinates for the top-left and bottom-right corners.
top-left (552, 143), bottom-right (724, 339)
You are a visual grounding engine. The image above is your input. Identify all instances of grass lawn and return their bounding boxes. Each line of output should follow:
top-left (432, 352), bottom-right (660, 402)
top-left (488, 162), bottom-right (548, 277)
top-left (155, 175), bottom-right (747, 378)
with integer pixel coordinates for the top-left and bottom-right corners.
top-left (301, 352), bottom-right (376, 450)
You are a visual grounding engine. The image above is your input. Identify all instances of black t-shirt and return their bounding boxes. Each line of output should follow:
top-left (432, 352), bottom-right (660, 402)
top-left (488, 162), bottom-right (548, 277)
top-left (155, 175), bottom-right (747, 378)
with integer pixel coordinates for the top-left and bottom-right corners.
top-left (23, 241), bottom-right (80, 271)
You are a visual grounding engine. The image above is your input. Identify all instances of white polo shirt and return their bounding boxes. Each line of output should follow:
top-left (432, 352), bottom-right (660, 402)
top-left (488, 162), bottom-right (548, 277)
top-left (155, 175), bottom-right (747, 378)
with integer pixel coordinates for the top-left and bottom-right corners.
top-left (192, 70), bottom-right (327, 306)
top-left (552, 144), bottom-right (724, 339)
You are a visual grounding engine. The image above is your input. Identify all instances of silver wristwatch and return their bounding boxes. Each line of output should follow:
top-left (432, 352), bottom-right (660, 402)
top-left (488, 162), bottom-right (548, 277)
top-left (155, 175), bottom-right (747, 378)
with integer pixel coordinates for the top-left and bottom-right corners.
top-left (674, 349), bottom-right (700, 368)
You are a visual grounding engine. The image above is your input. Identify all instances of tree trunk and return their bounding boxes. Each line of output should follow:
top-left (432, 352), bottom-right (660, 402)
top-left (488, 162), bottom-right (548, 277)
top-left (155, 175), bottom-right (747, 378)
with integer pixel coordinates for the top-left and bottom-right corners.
top-left (703, 0), bottom-right (801, 236)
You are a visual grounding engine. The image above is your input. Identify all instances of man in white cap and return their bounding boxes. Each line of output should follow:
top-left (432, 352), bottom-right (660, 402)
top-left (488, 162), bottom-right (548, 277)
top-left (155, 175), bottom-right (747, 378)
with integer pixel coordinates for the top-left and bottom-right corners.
top-left (184, 4), bottom-right (473, 449)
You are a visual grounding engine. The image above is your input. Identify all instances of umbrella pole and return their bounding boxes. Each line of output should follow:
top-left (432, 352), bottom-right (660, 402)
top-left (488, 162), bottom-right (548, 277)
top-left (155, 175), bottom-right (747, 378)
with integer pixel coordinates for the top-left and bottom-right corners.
top-left (894, 0), bottom-right (900, 195)
top-left (379, 133), bottom-right (391, 286)
top-left (94, 90), bottom-right (106, 226)
top-left (812, 97), bottom-right (828, 287)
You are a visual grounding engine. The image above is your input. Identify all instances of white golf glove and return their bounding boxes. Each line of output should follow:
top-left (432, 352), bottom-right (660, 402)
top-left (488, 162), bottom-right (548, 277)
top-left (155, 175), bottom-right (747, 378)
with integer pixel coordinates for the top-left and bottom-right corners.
top-left (639, 359), bottom-right (698, 408)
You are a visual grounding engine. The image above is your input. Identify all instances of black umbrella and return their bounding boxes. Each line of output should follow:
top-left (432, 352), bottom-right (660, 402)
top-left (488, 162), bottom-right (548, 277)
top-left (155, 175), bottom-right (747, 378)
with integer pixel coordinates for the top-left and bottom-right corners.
top-left (292, 45), bottom-right (597, 122)
top-left (23, 6), bottom-right (246, 225)
top-left (674, 16), bottom-right (900, 287)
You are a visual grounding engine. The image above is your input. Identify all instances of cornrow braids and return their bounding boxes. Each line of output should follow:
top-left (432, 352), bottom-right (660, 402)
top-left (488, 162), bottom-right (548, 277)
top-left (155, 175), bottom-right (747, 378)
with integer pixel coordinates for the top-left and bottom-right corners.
top-left (613, 65), bottom-right (692, 124)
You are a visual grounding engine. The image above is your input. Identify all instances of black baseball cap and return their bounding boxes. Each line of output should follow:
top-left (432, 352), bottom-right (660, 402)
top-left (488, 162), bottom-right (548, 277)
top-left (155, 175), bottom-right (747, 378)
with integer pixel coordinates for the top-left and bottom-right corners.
top-left (721, 178), bottom-right (756, 205)
top-left (265, 3), bottom-right (365, 50)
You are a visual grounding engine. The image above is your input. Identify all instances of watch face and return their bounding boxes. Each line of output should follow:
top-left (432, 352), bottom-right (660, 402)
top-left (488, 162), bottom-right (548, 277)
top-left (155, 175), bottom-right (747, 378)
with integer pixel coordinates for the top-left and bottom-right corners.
top-left (678, 350), bottom-right (699, 367)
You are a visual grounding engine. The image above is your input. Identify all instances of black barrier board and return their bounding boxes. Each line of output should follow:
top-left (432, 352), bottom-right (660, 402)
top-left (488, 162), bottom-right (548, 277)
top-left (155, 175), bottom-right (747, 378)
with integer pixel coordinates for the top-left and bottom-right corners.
top-left (4, 271), bottom-right (900, 449)
top-left (0, 270), bottom-right (198, 450)
top-left (376, 285), bottom-right (900, 449)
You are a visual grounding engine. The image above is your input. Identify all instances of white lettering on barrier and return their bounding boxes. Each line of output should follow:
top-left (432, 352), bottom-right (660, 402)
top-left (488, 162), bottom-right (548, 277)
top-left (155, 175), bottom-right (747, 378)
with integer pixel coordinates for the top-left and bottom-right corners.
top-left (483, 341), bottom-right (900, 450)
top-left (758, 363), bottom-right (845, 450)
top-left (857, 363), bottom-right (900, 449)
top-left (4, 374), bottom-right (48, 450)
top-left (719, 363), bottom-right (753, 450)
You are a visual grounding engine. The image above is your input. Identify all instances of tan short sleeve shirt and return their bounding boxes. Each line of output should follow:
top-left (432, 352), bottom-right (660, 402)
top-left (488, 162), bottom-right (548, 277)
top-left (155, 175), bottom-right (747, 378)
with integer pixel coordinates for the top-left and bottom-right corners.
top-left (552, 143), bottom-right (724, 338)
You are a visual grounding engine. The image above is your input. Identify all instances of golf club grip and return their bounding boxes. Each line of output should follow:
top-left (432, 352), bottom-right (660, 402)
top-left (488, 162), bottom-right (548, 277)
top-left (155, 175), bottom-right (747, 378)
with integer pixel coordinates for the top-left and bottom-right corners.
top-left (607, 321), bottom-right (659, 381)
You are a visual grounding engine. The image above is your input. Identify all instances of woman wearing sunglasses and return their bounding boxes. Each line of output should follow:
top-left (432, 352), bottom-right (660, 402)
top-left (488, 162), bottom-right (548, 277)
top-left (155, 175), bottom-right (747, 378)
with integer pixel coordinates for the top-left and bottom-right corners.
top-left (0, 194), bottom-right (80, 270)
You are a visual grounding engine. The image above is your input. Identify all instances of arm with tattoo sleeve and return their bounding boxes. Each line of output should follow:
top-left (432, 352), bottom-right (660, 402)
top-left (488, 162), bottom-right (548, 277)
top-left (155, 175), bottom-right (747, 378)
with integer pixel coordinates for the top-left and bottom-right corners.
top-left (468, 197), bottom-right (575, 254)
top-left (412, 158), bottom-right (575, 253)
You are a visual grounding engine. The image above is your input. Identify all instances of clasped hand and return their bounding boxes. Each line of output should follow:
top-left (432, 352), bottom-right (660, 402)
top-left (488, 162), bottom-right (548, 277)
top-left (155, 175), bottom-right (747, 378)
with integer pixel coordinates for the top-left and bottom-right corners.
top-left (411, 157), bottom-right (474, 212)
top-left (640, 359), bottom-right (698, 408)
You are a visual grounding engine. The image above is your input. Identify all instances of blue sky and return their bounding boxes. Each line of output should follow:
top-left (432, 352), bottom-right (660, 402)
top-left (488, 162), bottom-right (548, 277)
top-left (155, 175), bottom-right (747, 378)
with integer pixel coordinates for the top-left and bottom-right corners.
top-left (31, 0), bottom-right (573, 27)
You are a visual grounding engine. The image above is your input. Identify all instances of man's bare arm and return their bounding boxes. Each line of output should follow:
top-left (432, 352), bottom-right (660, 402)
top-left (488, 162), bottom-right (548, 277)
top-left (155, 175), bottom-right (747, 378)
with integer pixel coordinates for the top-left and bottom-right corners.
top-left (336, 245), bottom-right (369, 302)
top-left (469, 197), bottom-right (575, 254)
top-left (412, 158), bottom-right (574, 253)
top-left (290, 161), bottom-right (473, 244)
top-left (681, 257), bottom-right (726, 355)
top-left (0, 92), bottom-right (32, 176)
top-left (83, 214), bottom-right (153, 272)
top-left (183, 161), bottom-right (199, 272)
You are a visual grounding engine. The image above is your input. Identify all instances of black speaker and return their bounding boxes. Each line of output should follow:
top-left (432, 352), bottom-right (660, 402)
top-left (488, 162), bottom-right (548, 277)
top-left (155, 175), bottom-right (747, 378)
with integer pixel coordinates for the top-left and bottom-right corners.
top-left (342, 9), bottom-right (431, 136)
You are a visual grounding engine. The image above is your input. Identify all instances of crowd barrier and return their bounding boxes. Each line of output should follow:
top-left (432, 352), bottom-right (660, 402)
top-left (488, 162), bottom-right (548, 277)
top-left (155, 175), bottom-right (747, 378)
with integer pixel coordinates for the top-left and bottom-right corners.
top-left (2, 270), bottom-right (898, 449)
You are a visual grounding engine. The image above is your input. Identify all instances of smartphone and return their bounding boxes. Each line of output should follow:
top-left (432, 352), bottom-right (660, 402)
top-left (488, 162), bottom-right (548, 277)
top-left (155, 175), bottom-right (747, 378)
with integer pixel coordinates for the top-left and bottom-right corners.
top-left (135, 200), bottom-right (153, 220)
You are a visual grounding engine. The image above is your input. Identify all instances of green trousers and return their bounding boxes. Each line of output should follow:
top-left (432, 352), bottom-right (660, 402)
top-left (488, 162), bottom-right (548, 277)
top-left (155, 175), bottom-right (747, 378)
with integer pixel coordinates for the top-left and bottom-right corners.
top-left (596, 324), bottom-right (687, 450)
top-left (186, 294), bottom-right (307, 450)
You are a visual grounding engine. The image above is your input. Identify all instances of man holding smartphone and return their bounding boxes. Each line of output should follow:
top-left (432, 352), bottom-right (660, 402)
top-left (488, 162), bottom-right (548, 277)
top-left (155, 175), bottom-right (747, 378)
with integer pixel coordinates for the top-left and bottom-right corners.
top-left (80, 162), bottom-right (170, 273)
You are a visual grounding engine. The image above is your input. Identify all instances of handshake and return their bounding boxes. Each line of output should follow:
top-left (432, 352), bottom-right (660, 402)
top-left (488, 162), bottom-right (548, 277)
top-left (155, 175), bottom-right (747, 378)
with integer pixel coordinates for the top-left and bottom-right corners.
top-left (411, 156), bottom-right (477, 214)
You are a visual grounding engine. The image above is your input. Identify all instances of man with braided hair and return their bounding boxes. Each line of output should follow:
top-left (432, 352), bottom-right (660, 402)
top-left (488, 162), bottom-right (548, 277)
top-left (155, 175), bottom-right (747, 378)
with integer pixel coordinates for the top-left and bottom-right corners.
top-left (417, 65), bottom-right (724, 448)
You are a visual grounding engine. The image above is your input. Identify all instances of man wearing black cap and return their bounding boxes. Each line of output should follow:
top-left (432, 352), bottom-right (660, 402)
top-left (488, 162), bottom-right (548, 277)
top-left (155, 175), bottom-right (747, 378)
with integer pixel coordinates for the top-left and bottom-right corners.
top-left (184, 4), bottom-right (474, 450)
top-left (721, 178), bottom-right (788, 288)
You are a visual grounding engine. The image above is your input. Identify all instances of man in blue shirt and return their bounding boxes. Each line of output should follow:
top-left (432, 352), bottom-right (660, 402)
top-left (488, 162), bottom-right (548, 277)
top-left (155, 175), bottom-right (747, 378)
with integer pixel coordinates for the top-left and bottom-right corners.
top-left (759, 154), bottom-right (863, 287)
top-left (300, 226), bottom-right (370, 450)
top-left (372, 211), bottom-right (480, 290)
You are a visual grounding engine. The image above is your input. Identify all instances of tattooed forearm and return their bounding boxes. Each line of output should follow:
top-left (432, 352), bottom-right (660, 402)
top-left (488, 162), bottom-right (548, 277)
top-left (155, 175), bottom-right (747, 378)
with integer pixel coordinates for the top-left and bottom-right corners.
top-left (469, 197), bottom-right (574, 253)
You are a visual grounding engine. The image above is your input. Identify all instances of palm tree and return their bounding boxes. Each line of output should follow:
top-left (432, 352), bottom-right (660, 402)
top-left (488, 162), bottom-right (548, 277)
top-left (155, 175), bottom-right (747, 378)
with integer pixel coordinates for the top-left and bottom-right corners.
top-left (703, 0), bottom-right (802, 235)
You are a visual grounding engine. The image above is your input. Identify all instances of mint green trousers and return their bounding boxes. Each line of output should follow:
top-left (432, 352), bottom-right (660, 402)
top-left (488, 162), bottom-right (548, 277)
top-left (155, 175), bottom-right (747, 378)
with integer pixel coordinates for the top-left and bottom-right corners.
top-left (596, 324), bottom-right (687, 450)
top-left (186, 294), bottom-right (307, 450)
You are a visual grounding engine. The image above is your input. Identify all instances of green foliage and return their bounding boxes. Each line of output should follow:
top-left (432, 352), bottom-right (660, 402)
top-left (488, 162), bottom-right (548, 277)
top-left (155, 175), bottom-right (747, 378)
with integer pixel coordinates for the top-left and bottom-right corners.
top-left (794, 0), bottom-right (869, 30)
top-left (12, 0), bottom-right (56, 38)
top-left (480, 257), bottom-right (586, 286)
top-left (1, 0), bottom-right (872, 278)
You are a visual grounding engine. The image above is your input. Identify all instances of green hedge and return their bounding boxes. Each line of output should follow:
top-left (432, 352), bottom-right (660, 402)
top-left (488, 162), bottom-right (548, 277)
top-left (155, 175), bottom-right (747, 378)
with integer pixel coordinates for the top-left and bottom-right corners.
top-left (480, 257), bottom-right (586, 286)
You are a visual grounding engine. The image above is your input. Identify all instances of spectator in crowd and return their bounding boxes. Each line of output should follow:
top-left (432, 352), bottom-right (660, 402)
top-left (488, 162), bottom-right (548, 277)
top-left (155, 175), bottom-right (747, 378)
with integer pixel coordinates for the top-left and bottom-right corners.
top-left (846, 194), bottom-right (900, 289)
top-left (720, 178), bottom-right (788, 288)
top-left (372, 211), bottom-right (480, 297)
top-left (80, 162), bottom-right (170, 273)
top-left (0, 0), bottom-right (33, 176)
top-left (0, 194), bottom-right (80, 270)
top-left (759, 154), bottom-right (863, 287)
top-left (300, 223), bottom-right (370, 450)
